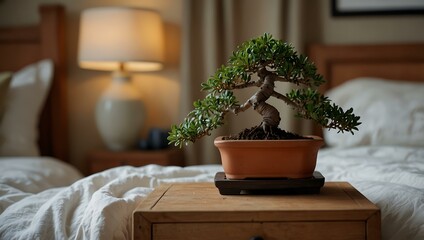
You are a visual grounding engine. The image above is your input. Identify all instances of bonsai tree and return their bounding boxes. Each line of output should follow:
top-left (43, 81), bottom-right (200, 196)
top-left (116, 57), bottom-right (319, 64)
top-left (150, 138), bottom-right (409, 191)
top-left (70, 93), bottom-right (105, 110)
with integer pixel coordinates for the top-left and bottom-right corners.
top-left (169, 33), bottom-right (360, 147)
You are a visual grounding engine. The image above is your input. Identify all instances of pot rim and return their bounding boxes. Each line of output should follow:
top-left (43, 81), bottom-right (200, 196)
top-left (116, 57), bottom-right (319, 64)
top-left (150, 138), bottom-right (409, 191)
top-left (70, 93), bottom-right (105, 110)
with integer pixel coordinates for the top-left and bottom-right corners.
top-left (214, 135), bottom-right (323, 143)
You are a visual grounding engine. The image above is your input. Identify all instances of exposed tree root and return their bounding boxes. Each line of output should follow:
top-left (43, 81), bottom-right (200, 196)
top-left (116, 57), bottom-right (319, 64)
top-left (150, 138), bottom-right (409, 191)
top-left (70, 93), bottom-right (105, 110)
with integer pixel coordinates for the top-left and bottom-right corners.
top-left (223, 126), bottom-right (310, 140)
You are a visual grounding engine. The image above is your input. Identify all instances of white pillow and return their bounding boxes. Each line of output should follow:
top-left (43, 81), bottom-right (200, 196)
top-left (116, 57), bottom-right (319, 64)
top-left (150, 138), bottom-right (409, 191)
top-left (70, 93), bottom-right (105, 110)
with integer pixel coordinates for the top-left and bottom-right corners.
top-left (0, 59), bottom-right (53, 156)
top-left (324, 77), bottom-right (424, 148)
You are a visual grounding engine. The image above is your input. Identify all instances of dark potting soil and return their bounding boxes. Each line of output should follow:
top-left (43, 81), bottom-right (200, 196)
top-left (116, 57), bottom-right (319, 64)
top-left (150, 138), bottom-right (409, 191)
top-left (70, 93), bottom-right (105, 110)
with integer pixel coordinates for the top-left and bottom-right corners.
top-left (223, 126), bottom-right (311, 140)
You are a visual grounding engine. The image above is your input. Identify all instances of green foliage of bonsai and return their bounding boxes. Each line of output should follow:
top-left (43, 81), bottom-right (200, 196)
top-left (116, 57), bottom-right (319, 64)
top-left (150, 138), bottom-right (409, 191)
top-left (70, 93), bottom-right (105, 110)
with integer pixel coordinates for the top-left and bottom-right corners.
top-left (169, 33), bottom-right (361, 147)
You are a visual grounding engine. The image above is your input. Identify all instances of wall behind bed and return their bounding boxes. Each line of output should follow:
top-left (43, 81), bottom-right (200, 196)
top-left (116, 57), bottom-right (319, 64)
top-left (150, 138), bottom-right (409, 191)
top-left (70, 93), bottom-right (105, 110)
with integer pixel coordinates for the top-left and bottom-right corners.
top-left (302, 0), bottom-right (424, 45)
top-left (0, 0), bottom-right (423, 173)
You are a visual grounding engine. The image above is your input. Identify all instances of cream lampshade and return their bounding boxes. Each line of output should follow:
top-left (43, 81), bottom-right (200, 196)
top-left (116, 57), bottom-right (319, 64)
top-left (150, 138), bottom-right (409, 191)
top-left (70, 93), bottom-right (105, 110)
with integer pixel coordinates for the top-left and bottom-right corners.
top-left (78, 7), bottom-right (164, 151)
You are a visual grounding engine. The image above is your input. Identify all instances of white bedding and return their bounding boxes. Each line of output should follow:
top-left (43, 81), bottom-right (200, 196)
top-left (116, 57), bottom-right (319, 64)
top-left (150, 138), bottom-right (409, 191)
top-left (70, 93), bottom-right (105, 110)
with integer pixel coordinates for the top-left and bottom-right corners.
top-left (0, 158), bottom-right (221, 239)
top-left (317, 146), bottom-right (424, 240)
top-left (1, 146), bottom-right (423, 240)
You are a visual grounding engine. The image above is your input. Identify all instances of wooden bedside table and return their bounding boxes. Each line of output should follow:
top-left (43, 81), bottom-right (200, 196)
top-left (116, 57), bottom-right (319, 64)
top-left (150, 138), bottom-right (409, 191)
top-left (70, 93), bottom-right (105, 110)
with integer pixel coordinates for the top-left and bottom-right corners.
top-left (87, 148), bottom-right (184, 174)
top-left (133, 182), bottom-right (380, 240)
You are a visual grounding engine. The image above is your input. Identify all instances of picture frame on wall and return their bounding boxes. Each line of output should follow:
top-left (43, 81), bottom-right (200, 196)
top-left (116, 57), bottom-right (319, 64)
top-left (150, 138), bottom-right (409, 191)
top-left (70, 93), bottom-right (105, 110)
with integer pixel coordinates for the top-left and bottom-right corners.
top-left (332, 0), bottom-right (424, 16)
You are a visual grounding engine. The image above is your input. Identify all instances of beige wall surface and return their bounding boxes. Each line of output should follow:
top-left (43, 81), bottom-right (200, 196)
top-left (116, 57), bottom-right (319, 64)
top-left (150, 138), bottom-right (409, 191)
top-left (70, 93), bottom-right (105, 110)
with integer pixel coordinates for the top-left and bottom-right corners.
top-left (304, 0), bottom-right (424, 45)
top-left (0, 0), bottom-right (423, 173)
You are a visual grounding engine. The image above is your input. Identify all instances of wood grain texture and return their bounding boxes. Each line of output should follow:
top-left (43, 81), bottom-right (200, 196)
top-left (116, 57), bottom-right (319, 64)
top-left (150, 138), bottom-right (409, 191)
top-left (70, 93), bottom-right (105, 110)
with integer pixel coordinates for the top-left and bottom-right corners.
top-left (153, 222), bottom-right (365, 240)
top-left (0, 4), bottom-right (68, 161)
top-left (133, 182), bottom-right (380, 240)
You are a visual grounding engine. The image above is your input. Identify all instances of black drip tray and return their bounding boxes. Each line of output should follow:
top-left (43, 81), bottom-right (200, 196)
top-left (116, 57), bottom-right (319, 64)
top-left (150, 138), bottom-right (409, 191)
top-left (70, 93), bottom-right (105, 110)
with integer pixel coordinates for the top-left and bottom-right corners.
top-left (214, 171), bottom-right (325, 195)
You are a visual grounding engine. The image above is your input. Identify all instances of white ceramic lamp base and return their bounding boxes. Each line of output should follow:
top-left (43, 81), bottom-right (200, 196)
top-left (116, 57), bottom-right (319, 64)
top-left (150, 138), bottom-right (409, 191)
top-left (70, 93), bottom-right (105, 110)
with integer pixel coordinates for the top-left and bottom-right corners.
top-left (96, 73), bottom-right (144, 151)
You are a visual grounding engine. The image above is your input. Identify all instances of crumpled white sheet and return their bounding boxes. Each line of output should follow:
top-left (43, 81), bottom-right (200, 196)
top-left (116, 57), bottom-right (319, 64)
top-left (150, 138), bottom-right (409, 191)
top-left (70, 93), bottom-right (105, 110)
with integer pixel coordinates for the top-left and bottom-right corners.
top-left (1, 146), bottom-right (423, 240)
top-left (317, 146), bottom-right (424, 240)
top-left (0, 157), bottom-right (222, 240)
top-left (0, 157), bottom-right (83, 213)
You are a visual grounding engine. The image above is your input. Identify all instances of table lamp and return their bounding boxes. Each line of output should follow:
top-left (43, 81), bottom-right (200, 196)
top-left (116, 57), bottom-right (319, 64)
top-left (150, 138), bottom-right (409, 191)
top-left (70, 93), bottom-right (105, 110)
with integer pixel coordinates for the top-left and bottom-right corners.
top-left (78, 7), bottom-right (164, 151)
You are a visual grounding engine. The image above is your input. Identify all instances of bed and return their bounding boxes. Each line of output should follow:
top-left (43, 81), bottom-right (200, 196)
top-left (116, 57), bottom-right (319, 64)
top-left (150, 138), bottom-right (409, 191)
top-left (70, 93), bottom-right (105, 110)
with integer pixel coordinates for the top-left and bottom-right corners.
top-left (1, 5), bottom-right (423, 239)
top-left (0, 4), bottom-right (217, 239)
top-left (308, 43), bottom-right (424, 240)
top-left (0, 4), bottom-right (68, 161)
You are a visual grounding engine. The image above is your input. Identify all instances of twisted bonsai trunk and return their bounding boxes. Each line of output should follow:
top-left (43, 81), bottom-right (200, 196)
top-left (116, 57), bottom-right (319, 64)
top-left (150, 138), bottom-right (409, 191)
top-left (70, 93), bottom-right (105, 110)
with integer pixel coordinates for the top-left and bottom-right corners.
top-left (232, 68), bottom-right (281, 133)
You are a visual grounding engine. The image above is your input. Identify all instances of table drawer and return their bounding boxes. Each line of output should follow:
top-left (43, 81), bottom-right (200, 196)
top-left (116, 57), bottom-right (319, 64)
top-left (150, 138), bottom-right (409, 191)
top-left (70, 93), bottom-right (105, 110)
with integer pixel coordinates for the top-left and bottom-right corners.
top-left (152, 221), bottom-right (365, 240)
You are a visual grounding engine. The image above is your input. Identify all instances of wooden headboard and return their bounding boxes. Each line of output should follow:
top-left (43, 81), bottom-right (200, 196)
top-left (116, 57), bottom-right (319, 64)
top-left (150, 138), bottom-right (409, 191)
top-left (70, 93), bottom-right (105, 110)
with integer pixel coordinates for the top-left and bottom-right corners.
top-left (0, 5), bottom-right (68, 161)
top-left (309, 43), bottom-right (424, 92)
top-left (308, 43), bottom-right (424, 136)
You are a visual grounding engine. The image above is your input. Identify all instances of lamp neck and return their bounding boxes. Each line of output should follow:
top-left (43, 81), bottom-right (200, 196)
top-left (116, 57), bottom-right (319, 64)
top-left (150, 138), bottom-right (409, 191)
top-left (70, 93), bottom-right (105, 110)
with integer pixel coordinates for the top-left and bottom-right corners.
top-left (112, 69), bottom-right (131, 82)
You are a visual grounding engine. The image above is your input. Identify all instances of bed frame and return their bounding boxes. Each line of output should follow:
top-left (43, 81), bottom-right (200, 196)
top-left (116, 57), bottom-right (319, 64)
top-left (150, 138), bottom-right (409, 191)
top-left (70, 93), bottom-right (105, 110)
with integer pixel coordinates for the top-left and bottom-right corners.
top-left (308, 43), bottom-right (424, 136)
top-left (0, 5), bottom-right (68, 161)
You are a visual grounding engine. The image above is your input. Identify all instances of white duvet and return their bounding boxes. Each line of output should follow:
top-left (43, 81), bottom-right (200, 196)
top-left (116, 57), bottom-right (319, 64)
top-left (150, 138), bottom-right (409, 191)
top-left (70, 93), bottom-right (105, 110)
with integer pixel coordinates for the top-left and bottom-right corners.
top-left (0, 157), bottom-right (221, 240)
top-left (1, 146), bottom-right (423, 240)
top-left (317, 146), bottom-right (424, 240)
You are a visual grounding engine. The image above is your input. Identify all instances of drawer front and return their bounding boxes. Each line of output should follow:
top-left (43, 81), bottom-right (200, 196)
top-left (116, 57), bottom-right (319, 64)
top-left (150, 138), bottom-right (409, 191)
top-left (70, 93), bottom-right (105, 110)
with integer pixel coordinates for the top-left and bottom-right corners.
top-left (152, 221), bottom-right (365, 240)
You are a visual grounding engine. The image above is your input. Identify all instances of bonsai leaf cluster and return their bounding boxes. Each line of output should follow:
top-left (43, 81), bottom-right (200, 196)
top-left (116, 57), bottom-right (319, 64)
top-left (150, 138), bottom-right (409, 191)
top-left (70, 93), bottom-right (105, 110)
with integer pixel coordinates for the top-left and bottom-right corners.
top-left (169, 33), bottom-right (360, 147)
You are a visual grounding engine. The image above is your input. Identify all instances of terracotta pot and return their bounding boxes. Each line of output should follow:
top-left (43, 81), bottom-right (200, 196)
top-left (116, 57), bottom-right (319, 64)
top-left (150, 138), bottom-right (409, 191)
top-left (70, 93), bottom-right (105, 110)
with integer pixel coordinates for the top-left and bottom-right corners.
top-left (214, 136), bottom-right (324, 180)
